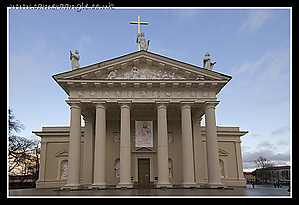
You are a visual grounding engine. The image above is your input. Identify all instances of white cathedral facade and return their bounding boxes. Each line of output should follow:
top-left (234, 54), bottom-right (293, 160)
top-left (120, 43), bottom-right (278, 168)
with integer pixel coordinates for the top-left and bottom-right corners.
top-left (33, 50), bottom-right (247, 189)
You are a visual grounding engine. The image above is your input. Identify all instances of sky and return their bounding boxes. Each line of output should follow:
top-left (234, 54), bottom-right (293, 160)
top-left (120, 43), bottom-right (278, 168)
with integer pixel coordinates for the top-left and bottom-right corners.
top-left (8, 8), bottom-right (291, 172)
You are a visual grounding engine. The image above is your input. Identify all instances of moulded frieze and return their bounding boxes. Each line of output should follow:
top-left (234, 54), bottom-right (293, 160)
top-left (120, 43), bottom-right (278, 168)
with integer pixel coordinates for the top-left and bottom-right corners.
top-left (203, 91), bottom-right (209, 97)
top-left (90, 90), bottom-right (97, 97)
top-left (140, 90), bottom-right (147, 97)
top-left (128, 90), bottom-right (135, 97)
top-left (190, 91), bottom-right (196, 97)
top-left (178, 90), bottom-right (184, 97)
top-left (77, 90), bottom-right (84, 97)
top-left (103, 90), bottom-right (109, 97)
top-left (153, 91), bottom-right (160, 98)
top-left (165, 91), bottom-right (172, 97)
top-left (115, 90), bottom-right (122, 97)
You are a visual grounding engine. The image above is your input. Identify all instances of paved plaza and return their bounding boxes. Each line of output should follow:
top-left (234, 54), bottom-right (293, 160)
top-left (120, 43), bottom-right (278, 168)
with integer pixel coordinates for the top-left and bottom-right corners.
top-left (9, 185), bottom-right (291, 197)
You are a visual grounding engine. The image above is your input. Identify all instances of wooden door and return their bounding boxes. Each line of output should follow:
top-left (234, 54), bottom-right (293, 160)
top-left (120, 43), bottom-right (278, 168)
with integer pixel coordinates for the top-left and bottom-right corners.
top-left (138, 159), bottom-right (150, 187)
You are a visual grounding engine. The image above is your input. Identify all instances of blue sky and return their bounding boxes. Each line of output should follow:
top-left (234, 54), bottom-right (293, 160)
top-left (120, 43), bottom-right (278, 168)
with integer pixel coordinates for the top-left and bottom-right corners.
top-left (8, 8), bottom-right (291, 171)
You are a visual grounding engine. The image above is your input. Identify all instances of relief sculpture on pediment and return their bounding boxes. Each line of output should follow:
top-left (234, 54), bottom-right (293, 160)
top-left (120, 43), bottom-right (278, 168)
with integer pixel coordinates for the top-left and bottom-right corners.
top-left (106, 66), bottom-right (186, 80)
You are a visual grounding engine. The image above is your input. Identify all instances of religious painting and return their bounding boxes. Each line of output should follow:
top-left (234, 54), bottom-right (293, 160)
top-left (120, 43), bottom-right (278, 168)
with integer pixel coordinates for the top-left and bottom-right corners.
top-left (135, 121), bottom-right (153, 147)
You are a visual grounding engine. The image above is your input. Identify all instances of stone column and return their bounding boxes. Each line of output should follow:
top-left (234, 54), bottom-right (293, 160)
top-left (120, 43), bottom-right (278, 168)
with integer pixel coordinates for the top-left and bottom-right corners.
top-left (204, 102), bottom-right (224, 188)
top-left (181, 104), bottom-right (196, 188)
top-left (156, 103), bottom-right (172, 188)
top-left (192, 117), bottom-right (207, 188)
top-left (90, 103), bottom-right (107, 189)
top-left (117, 103), bottom-right (133, 188)
top-left (64, 103), bottom-right (82, 190)
top-left (82, 117), bottom-right (95, 186)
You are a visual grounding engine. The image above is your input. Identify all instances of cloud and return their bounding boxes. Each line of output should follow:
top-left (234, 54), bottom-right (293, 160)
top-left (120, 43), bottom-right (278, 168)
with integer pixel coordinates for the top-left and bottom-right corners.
top-left (242, 149), bottom-right (290, 171)
top-left (257, 141), bottom-right (275, 149)
top-left (242, 148), bottom-right (289, 163)
top-left (242, 137), bottom-right (290, 171)
top-left (77, 34), bottom-right (92, 52)
top-left (172, 9), bottom-right (202, 25)
top-left (271, 126), bottom-right (290, 136)
top-left (230, 51), bottom-right (271, 76)
top-left (239, 10), bottom-right (274, 34)
top-left (252, 134), bottom-right (260, 138)
top-left (230, 41), bottom-right (290, 96)
top-left (256, 46), bottom-right (290, 87)
top-left (251, 93), bottom-right (290, 111)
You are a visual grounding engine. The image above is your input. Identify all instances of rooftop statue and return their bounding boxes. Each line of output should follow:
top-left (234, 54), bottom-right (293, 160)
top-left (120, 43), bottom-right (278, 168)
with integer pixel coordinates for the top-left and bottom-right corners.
top-left (136, 32), bottom-right (150, 51)
top-left (70, 50), bottom-right (80, 70)
top-left (203, 52), bottom-right (216, 70)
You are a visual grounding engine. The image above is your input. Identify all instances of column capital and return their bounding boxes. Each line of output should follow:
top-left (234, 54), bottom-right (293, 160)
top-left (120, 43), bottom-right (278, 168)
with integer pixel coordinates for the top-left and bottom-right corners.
top-left (95, 103), bottom-right (106, 110)
top-left (119, 103), bottom-right (131, 110)
top-left (156, 102), bottom-right (169, 110)
top-left (204, 101), bottom-right (220, 111)
top-left (66, 100), bottom-right (82, 109)
top-left (70, 104), bottom-right (82, 110)
top-left (180, 103), bottom-right (192, 110)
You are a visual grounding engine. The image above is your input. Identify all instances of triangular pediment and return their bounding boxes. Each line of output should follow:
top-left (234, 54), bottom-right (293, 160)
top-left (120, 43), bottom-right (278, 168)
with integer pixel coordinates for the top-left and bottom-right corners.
top-left (131, 147), bottom-right (156, 153)
top-left (54, 149), bottom-right (69, 157)
top-left (218, 148), bottom-right (229, 156)
top-left (53, 51), bottom-right (231, 81)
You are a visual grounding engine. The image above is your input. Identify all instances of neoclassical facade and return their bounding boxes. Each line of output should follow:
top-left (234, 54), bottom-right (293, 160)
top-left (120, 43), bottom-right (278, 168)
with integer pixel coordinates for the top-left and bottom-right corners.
top-left (33, 51), bottom-right (247, 189)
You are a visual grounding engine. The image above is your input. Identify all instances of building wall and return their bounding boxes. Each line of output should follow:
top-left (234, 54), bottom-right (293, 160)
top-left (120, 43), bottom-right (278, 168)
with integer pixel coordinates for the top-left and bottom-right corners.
top-left (35, 125), bottom-right (246, 188)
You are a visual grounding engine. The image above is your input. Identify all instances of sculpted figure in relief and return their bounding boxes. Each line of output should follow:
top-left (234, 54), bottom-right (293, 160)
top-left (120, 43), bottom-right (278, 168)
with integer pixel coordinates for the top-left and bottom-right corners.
top-left (105, 67), bottom-right (189, 80)
top-left (115, 161), bottom-right (120, 178)
top-left (61, 163), bottom-right (68, 179)
top-left (130, 67), bottom-right (140, 79)
top-left (156, 70), bottom-right (162, 79)
top-left (162, 72), bottom-right (169, 79)
top-left (107, 70), bottom-right (117, 79)
top-left (169, 73), bottom-right (176, 79)
top-left (147, 70), bottom-right (157, 79)
top-left (168, 161), bottom-right (172, 177)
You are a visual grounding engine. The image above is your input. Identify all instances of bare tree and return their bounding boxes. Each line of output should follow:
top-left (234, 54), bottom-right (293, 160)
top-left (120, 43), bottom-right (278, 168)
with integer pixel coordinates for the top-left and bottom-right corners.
top-left (254, 156), bottom-right (275, 169)
top-left (8, 109), bottom-right (40, 177)
top-left (254, 156), bottom-right (275, 183)
top-left (8, 109), bottom-right (25, 135)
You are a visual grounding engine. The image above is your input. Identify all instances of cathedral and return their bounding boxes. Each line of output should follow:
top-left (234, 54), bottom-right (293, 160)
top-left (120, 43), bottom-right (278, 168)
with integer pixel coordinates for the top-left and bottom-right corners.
top-left (33, 15), bottom-right (247, 189)
top-left (33, 49), bottom-right (248, 189)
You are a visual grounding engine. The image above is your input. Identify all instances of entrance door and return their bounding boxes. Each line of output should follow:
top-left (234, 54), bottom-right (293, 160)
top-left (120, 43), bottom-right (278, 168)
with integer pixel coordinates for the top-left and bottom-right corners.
top-left (138, 159), bottom-right (150, 188)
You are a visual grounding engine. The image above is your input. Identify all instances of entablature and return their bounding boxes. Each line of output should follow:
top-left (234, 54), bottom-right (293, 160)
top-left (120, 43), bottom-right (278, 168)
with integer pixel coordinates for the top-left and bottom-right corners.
top-left (57, 79), bottom-right (226, 98)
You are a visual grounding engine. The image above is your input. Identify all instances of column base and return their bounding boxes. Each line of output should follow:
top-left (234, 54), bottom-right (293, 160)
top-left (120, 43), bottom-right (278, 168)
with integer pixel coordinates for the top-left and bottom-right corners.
top-left (89, 183), bottom-right (107, 189)
top-left (181, 182), bottom-right (197, 188)
top-left (156, 182), bottom-right (172, 188)
top-left (196, 182), bottom-right (207, 188)
top-left (81, 183), bottom-right (92, 189)
top-left (116, 183), bottom-right (133, 189)
top-left (205, 182), bottom-right (224, 189)
top-left (63, 184), bottom-right (83, 190)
